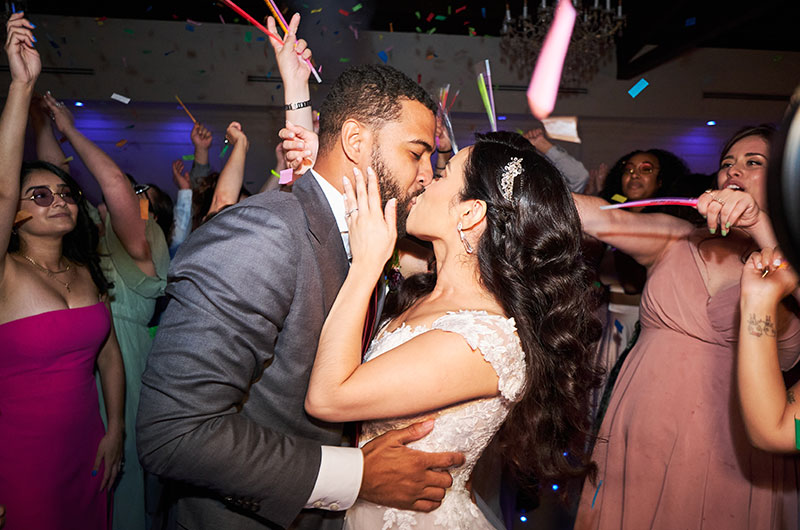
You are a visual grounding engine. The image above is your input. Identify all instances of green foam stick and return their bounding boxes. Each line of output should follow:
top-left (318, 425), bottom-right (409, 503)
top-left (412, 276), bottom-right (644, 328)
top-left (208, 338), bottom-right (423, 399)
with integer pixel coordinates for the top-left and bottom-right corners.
top-left (795, 417), bottom-right (800, 450)
top-left (219, 144), bottom-right (230, 158)
top-left (477, 73), bottom-right (495, 131)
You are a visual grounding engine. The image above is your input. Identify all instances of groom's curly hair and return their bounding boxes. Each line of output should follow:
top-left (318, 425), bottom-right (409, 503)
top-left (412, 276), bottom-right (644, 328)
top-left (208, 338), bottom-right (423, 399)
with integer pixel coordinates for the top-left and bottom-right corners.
top-left (386, 132), bottom-right (603, 492)
top-left (317, 64), bottom-right (437, 156)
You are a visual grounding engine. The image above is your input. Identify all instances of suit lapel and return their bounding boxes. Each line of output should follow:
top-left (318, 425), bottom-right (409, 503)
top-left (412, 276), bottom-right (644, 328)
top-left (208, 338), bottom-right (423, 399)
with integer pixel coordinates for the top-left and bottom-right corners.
top-left (292, 172), bottom-right (350, 312)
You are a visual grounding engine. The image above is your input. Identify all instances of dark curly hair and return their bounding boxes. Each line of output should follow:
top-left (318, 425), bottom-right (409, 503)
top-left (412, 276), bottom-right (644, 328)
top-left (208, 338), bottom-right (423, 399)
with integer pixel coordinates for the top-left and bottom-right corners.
top-left (10, 161), bottom-right (111, 295)
top-left (317, 64), bottom-right (437, 156)
top-left (600, 148), bottom-right (690, 205)
top-left (386, 132), bottom-right (603, 486)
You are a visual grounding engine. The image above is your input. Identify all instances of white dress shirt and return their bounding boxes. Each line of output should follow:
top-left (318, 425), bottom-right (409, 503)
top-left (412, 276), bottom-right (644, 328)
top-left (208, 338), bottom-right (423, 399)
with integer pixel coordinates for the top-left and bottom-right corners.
top-left (303, 169), bottom-right (363, 511)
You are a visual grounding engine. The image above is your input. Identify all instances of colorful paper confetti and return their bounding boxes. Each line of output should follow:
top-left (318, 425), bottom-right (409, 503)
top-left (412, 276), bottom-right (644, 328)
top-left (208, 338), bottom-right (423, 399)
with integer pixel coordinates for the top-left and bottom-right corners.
top-left (116, 139), bottom-right (128, 148)
top-left (378, 50), bottom-right (389, 63)
top-left (63, 156), bottom-right (74, 163)
top-left (339, 9), bottom-right (349, 16)
top-left (111, 93), bottom-right (131, 104)
top-left (279, 168), bottom-right (293, 184)
top-left (628, 78), bottom-right (649, 98)
top-left (352, 3), bottom-right (363, 12)
top-left (182, 154), bottom-right (195, 161)
top-left (611, 194), bottom-right (627, 203)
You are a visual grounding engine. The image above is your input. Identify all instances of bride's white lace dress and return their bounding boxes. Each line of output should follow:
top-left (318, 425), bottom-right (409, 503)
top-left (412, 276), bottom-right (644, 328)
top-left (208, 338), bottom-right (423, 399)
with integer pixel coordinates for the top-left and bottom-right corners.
top-left (344, 310), bottom-right (526, 530)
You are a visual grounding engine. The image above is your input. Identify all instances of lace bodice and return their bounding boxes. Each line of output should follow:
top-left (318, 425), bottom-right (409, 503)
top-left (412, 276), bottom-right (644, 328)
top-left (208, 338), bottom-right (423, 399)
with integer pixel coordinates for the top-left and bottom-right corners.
top-left (345, 311), bottom-right (526, 530)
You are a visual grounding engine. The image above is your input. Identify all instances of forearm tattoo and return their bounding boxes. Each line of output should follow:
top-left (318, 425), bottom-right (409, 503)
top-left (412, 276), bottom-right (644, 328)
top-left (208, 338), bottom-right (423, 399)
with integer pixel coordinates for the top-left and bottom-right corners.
top-left (747, 313), bottom-right (777, 338)
top-left (788, 390), bottom-right (796, 404)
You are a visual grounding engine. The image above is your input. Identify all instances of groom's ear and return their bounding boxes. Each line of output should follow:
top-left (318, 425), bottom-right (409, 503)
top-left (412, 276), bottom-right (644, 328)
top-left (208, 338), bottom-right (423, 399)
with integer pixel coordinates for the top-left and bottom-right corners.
top-left (459, 200), bottom-right (488, 231)
top-left (340, 119), bottom-right (372, 165)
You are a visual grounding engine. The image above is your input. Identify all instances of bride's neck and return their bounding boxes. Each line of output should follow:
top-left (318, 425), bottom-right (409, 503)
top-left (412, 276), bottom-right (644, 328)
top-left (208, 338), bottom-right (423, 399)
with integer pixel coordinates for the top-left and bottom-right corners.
top-left (428, 241), bottom-right (489, 303)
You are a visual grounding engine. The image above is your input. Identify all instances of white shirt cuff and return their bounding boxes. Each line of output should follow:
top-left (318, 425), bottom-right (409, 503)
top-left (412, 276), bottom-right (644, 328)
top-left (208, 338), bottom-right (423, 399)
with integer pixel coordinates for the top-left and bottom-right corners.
top-left (304, 445), bottom-right (363, 512)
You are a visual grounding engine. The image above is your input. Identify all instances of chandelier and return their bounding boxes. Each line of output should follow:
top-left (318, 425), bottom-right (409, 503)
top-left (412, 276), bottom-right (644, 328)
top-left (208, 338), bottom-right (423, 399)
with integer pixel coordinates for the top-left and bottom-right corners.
top-left (500, 0), bottom-right (626, 85)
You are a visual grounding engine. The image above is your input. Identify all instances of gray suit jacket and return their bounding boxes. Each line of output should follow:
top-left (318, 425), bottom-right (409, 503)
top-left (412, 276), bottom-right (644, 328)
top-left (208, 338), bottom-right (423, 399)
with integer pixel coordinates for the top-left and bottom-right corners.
top-left (137, 173), bottom-right (350, 530)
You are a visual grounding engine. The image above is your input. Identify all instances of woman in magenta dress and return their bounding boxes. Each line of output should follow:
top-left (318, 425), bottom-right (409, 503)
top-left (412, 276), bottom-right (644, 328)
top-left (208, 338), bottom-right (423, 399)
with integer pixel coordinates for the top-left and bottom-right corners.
top-left (573, 126), bottom-right (800, 530)
top-left (0, 13), bottom-right (124, 530)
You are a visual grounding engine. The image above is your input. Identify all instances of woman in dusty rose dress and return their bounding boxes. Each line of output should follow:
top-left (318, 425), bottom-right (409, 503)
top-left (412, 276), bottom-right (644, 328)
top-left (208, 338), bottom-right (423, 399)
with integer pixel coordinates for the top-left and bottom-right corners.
top-left (0, 13), bottom-right (124, 530)
top-left (573, 126), bottom-right (800, 530)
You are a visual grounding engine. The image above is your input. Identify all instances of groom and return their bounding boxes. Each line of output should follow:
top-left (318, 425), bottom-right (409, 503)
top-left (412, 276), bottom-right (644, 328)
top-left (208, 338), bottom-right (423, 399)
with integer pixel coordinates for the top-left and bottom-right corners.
top-left (136, 64), bottom-right (464, 530)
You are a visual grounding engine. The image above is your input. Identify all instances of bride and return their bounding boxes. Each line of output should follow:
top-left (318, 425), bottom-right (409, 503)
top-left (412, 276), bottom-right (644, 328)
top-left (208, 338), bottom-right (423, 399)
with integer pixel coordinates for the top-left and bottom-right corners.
top-left (304, 131), bottom-right (602, 529)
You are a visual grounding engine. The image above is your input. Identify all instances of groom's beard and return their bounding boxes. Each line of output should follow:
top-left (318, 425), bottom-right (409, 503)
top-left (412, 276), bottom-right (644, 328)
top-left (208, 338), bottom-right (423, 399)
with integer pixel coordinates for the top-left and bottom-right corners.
top-left (371, 145), bottom-right (419, 239)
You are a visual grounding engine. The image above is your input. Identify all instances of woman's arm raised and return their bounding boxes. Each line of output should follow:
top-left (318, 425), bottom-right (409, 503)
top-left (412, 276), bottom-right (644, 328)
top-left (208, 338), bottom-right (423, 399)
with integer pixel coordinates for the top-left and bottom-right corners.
top-left (0, 13), bottom-right (40, 273)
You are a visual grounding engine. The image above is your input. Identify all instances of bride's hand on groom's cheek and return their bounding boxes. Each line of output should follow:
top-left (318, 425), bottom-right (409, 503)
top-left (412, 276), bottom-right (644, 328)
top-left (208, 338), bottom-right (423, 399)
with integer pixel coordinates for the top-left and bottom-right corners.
top-left (358, 420), bottom-right (465, 512)
top-left (344, 166), bottom-right (397, 275)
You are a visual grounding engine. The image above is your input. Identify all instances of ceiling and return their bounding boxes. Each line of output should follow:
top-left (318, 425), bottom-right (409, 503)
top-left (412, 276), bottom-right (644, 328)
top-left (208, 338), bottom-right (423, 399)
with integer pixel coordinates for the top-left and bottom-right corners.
top-left (16, 0), bottom-right (800, 79)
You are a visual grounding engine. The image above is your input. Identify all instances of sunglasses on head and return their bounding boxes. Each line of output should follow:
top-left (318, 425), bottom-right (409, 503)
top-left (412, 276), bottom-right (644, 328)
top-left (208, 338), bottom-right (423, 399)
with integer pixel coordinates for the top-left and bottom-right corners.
top-left (22, 187), bottom-right (81, 207)
top-left (134, 184), bottom-right (151, 195)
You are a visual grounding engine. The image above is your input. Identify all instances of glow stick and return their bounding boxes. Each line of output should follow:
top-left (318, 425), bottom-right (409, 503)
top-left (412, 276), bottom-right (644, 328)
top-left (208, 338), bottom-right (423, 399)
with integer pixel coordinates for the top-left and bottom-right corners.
top-left (599, 197), bottom-right (699, 210)
top-left (477, 73), bottom-right (496, 132)
top-left (439, 103), bottom-right (458, 154)
top-left (263, 0), bottom-right (289, 35)
top-left (485, 60), bottom-right (497, 129)
top-left (220, 0), bottom-right (322, 83)
top-left (174, 95), bottom-right (197, 124)
top-left (527, 0), bottom-right (576, 119)
top-left (796, 417), bottom-right (800, 450)
top-left (447, 89), bottom-right (460, 111)
top-left (262, 0), bottom-right (323, 84)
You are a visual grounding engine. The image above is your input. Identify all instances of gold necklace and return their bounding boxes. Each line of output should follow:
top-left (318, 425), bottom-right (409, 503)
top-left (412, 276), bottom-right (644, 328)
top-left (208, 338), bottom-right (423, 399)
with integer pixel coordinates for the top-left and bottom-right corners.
top-left (22, 254), bottom-right (73, 292)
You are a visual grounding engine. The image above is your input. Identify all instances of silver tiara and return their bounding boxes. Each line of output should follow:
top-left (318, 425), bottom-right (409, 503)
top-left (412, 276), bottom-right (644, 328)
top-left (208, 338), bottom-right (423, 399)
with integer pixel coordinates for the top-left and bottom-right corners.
top-left (500, 157), bottom-right (523, 201)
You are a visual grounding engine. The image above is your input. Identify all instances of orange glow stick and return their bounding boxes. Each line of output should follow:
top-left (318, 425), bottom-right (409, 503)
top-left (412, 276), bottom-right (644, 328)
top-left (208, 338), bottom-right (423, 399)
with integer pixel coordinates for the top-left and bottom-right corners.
top-left (174, 95), bottom-right (197, 124)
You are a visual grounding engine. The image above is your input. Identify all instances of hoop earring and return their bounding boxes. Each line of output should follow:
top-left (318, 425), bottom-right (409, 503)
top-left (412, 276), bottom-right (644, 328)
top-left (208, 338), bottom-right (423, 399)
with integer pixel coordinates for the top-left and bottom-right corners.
top-left (457, 222), bottom-right (474, 254)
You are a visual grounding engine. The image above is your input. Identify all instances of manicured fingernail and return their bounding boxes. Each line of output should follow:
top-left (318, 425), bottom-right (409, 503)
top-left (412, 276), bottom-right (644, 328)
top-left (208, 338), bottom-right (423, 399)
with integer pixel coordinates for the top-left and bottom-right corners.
top-left (92, 470), bottom-right (98, 476)
top-left (756, 262), bottom-right (763, 270)
top-left (422, 419), bottom-right (435, 429)
top-left (709, 227), bottom-right (716, 234)
top-left (725, 222), bottom-right (731, 229)
top-left (774, 258), bottom-right (782, 267)
top-left (721, 229), bottom-right (727, 237)
top-left (31, 35), bottom-right (37, 42)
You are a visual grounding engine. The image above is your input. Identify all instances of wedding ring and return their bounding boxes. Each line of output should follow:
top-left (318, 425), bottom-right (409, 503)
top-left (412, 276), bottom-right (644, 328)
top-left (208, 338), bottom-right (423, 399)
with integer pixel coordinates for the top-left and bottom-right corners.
top-left (713, 197), bottom-right (725, 206)
top-left (345, 208), bottom-right (358, 217)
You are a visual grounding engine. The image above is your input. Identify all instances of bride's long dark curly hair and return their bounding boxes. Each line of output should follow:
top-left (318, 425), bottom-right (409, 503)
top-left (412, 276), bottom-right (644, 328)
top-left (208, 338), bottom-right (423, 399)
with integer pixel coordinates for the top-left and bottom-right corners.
top-left (386, 131), bottom-right (602, 485)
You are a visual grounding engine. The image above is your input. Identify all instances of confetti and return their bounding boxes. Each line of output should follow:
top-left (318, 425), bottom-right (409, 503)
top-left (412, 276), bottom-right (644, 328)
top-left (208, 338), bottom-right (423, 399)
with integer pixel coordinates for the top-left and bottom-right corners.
top-left (14, 211), bottom-right (32, 225)
top-left (182, 154), bottom-right (195, 161)
top-left (279, 168), bottom-right (293, 184)
top-left (185, 24), bottom-right (195, 32)
top-left (339, 9), bottom-right (349, 16)
top-left (426, 12), bottom-right (434, 22)
top-left (378, 50), bottom-right (389, 63)
top-left (628, 78), bottom-right (649, 98)
top-left (245, 30), bottom-right (252, 42)
top-left (219, 14), bottom-right (226, 23)
top-left (139, 197), bottom-right (149, 219)
top-left (415, 11), bottom-right (421, 19)
top-left (435, 15), bottom-right (446, 20)
top-left (186, 19), bottom-right (202, 26)
top-left (685, 17), bottom-right (696, 26)
top-left (611, 194), bottom-right (627, 203)
top-left (123, 28), bottom-right (135, 35)
top-left (220, 144), bottom-right (230, 158)
top-left (116, 139), bottom-right (128, 148)
top-left (311, 8), bottom-right (322, 13)
top-left (63, 156), bottom-right (74, 163)
top-left (111, 93), bottom-right (131, 104)
top-left (427, 27), bottom-right (436, 34)
top-left (456, 5), bottom-right (466, 13)
top-left (614, 319), bottom-right (623, 333)
top-left (481, 7), bottom-right (486, 17)
top-left (352, 3), bottom-right (363, 12)
top-left (349, 25), bottom-right (358, 39)
top-left (389, 22), bottom-right (393, 32)
top-left (339, 57), bottom-right (351, 62)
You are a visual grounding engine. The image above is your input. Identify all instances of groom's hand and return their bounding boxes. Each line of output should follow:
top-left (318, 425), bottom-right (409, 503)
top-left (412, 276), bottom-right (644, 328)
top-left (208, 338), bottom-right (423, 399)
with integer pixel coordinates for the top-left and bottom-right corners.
top-left (359, 419), bottom-right (465, 512)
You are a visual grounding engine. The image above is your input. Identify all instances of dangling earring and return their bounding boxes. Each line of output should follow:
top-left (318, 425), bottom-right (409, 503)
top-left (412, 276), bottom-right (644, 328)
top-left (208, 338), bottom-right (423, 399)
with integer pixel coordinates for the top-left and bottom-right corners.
top-left (457, 222), bottom-right (474, 254)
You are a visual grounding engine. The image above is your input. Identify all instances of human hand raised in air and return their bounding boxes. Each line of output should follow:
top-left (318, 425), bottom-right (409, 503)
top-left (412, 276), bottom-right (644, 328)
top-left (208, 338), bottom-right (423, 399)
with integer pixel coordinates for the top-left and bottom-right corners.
top-left (267, 13), bottom-right (313, 87)
top-left (5, 12), bottom-right (39, 86)
top-left (741, 247), bottom-right (798, 305)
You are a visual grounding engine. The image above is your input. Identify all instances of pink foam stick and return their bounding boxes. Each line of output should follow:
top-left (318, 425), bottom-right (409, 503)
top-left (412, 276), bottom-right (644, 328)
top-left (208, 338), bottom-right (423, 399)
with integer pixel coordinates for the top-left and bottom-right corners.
top-left (279, 168), bottom-right (294, 185)
top-left (527, 0), bottom-right (576, 119)
top-left (599, 198), bottom-right (699, 210)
